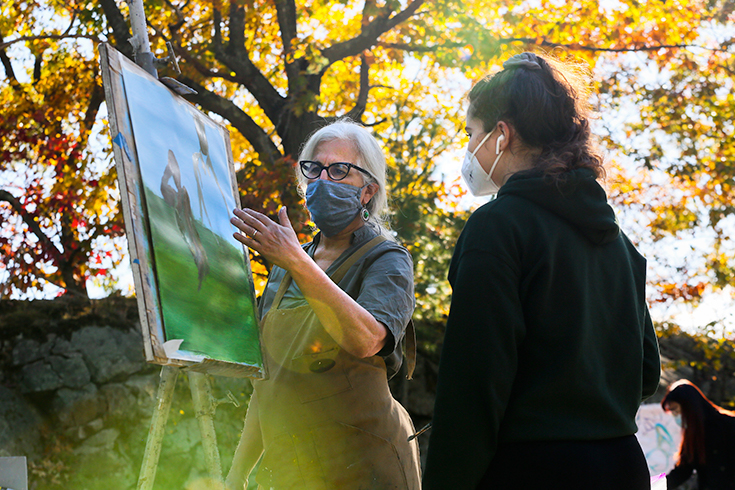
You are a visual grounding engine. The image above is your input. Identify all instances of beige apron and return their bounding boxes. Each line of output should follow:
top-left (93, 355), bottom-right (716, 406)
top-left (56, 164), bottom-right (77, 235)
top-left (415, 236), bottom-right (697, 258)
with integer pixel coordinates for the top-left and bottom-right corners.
top-left (252, 235), bottom-right (421, 489)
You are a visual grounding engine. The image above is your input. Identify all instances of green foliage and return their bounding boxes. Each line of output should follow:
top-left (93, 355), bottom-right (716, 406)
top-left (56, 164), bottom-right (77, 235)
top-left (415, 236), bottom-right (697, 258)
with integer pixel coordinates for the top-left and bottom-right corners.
top-left (657, 319), bottom-right (735, 407)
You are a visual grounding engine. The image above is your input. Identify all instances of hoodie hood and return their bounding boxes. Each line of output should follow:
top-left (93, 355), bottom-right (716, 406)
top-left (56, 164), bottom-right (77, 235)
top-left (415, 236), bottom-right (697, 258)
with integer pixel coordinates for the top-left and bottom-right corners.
top-left (498, 168), bottom-right (620, 245)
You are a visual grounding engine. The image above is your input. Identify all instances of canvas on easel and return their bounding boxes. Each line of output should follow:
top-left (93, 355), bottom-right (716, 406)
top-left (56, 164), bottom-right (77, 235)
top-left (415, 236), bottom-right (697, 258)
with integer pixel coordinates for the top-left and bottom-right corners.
top-left (99, 43), bottom-right (264, 379)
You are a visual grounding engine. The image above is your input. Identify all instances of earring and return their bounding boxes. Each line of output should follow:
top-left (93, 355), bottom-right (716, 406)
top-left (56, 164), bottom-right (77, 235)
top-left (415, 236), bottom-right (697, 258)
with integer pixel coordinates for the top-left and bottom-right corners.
top-left (361, 207), bottom-right (370, 222)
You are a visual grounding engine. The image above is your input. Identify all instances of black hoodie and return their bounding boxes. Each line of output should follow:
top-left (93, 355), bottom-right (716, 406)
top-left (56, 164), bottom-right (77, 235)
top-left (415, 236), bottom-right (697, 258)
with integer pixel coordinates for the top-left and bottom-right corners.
top-left (423, 168), bottom-right (661, 489)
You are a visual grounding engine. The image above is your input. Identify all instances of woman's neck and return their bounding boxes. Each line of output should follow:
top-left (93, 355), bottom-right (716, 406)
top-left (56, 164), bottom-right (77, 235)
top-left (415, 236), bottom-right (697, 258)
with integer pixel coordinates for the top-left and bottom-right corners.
top-left (500, 147), bottom-right (540, 185)
top-left (313, 220), bottom-right (365, 271)
top-left (319, 232), bottom-right (353, 253)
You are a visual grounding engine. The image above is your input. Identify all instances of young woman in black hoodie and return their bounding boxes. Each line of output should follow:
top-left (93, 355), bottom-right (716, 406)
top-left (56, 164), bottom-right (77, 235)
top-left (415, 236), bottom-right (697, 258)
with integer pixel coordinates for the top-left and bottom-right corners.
top-left (662, 380), bottom-right (735, 489)
top-left (422, 52), bottom-right (661, 489)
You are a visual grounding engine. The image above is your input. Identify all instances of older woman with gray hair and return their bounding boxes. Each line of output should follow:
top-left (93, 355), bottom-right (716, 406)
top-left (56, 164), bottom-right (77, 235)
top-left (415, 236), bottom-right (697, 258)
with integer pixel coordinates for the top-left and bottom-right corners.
top-left (227, 118), bottom-right (420, 489)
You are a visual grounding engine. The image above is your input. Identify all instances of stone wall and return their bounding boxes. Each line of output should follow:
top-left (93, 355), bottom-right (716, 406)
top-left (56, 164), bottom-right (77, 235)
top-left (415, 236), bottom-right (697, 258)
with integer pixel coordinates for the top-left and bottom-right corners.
top-left (0, 297), bottom-right (251, 489)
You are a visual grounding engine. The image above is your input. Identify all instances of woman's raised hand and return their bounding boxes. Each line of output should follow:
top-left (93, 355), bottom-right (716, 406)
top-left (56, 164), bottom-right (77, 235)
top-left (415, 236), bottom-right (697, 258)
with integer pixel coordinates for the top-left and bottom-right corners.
top-left (231, 206), bottom-right (307, 271)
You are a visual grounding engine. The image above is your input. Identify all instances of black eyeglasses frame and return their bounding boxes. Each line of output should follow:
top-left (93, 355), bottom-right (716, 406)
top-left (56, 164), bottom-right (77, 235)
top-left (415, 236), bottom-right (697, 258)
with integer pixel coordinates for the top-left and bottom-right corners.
top-left (299, 160), bottom-right (374, 182)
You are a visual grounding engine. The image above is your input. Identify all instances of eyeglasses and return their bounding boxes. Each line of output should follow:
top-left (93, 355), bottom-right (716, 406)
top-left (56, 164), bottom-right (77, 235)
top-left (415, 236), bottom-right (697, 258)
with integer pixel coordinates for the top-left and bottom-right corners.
top-left (299, 160), bottom-right (373, 181)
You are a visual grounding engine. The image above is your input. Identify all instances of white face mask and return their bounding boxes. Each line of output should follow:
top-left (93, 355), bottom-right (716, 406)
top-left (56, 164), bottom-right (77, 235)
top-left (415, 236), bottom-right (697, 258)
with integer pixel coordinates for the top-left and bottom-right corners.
top-left (461, 128), bottom-right (505, 196)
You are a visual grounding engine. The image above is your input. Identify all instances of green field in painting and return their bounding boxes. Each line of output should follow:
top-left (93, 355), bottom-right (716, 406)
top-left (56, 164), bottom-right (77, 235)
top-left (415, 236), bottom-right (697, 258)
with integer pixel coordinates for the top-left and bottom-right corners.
top-left (143, 186), bottom-right (262, 367)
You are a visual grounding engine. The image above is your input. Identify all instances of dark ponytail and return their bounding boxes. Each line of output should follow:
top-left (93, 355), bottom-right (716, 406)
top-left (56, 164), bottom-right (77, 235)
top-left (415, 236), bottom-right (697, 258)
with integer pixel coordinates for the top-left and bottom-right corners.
top-left (467, 52), bottom-right (604, 182)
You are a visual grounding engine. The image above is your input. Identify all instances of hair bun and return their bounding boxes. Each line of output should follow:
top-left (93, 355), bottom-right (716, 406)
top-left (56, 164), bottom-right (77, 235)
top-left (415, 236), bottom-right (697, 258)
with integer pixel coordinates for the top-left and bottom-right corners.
top-left (503, 52), bottom-right (542, 71)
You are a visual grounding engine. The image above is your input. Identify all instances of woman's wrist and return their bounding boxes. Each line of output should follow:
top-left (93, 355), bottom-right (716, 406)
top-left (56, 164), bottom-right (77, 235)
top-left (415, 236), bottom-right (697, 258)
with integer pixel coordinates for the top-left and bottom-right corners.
top-left (283, 247), bottom-right (320, 279)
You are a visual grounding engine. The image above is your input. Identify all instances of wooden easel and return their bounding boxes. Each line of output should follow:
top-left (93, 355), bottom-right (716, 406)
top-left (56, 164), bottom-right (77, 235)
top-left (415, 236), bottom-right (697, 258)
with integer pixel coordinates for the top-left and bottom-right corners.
top-left (137, 366), bottom-right (225, 490)
top-left (99, 2), bottom-right (259, 488)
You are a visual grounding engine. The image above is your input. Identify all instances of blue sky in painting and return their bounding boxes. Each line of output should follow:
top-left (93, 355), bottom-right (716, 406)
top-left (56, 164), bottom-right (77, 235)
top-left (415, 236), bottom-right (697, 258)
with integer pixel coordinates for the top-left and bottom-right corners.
top-left (121, 65), bottom-right (239, 245)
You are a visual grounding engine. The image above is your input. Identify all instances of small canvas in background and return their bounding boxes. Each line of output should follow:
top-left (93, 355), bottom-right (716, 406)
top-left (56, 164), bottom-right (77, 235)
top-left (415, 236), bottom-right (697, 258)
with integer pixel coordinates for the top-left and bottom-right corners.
top-left (0, 456), bottom-right (27, 490)
top-left (635, 403), bottom-right (682, 476)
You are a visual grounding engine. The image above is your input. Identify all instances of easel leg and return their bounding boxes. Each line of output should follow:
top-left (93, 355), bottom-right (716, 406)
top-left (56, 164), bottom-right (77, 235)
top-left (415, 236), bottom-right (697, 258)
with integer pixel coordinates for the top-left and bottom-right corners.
top-left (189, 371), bottom-right (224, 488)
top-left (138, 365), bottom-right (179, 490)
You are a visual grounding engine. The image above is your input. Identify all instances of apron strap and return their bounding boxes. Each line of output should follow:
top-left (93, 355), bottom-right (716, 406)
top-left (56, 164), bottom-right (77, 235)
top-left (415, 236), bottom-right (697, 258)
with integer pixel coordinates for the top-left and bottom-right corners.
top-left (270, 233), bottom-right (387, 310)
top-left (270, 271), bottom-right (293, 310)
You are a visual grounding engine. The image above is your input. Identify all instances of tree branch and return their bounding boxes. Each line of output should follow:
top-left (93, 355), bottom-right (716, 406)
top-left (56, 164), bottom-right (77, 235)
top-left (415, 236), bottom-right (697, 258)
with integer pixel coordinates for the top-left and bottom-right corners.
top-left (0, 251), bottom-right (66, 295)
top-left (0, 190), bottom-right (64, 264)
top-left (168, 45), bottom-right (239, 82)
top-left (502, 37), bottom-right (731, 54)
top-left (213, 4), bottom-right (223, 48)
top-left (32, 53), bottom-right (42, 84)
top-left (212, 55), bottom-right (286, 126)
top-left (275, 0), bottom-right (297, 51)
top-left (1, 5), bottom-right (80, 54)
top-left (3, 8), bottom-right (84, 52)
top-left (0, 38), bottom-right (19, 86)
top-left (178, 76), bottom-right (283, 166)
top-left (82, 81), bottom-right (105, 132)
top-left (227, 1), bottom-right (244, 49)
top-left (202, 4), bottom-right (286, 126)
top-left (61, 8), bottom-right (79, 38)
top-left (378, 38), bottom-right (731, 55)
top-left (163, 0), bottom-right (186, 34)
top-left (345, 54), bottom-right (370, 121)
top-left (376, 41), bottom-right (460, 52)
top-left (58, 80), bottom-right (104, 180)
top-left (0, 34), bottom-right (99, 50)
top-left (148, 24), bottom-right (237, 83)
top-left (156, 16), bottom-right (287, 126)
top-left (321, 0), bottom-right (425, 66)
top-left (98, 0), bottom-right (134, 59)
top-left (274, 0), bottom-right (299, 83)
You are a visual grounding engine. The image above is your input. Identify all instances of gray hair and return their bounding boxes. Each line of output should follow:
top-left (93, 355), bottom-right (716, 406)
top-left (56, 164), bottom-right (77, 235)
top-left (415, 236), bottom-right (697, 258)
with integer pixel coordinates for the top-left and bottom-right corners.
top-left (297, 118), bottom-right (392, 236)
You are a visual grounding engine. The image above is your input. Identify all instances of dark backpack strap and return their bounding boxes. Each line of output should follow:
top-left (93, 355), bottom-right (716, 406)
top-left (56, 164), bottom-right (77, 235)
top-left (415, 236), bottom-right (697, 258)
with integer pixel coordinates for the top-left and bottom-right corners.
top-left (329, 234), bottom-right (386, 284)
top-left (404, 318), bottom-right (416, 380)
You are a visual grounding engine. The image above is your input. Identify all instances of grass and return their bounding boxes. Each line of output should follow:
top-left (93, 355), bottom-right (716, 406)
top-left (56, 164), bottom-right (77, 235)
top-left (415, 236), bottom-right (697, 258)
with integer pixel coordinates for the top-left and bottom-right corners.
top-left (144, 187), bottom-right (262, 368)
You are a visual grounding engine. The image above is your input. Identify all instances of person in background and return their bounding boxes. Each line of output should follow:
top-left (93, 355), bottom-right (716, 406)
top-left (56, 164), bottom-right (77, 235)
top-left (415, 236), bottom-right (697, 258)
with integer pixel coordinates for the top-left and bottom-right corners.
top-left (226, 118), bottom-right (420, 489)
top-left (422, 52), bottom-right (661, 489)
top-left (662, 379), bottom-right (735, 489)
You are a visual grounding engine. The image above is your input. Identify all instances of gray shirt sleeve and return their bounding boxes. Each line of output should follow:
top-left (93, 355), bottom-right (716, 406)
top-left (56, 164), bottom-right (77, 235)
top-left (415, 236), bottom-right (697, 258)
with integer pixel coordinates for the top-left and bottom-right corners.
top-left (353, 245), bottom-right (415, 357)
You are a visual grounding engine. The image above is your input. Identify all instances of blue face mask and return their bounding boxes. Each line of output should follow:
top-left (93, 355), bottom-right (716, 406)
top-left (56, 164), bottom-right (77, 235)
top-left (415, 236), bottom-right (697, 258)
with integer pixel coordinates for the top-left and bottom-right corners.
top-left (673, 414), bottom-right (682, 427)
top-left (305, 179), bottom-right (367, 237)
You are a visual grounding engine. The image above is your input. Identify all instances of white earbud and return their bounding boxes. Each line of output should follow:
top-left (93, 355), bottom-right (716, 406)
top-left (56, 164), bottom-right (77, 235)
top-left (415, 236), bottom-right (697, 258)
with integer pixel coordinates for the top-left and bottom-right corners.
top-left (496, 134), bottom-right (505, 155)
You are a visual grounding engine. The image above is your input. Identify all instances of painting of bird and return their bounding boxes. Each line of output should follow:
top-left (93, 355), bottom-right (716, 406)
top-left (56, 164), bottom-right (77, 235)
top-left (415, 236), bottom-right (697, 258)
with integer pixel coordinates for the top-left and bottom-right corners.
top-left (160, 149), bottom-right (210, 291)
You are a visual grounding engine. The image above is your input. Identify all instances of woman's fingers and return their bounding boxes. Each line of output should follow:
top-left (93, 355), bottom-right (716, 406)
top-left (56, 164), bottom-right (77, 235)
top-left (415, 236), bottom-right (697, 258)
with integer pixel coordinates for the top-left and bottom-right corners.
top-left (277, 206), bottom-right (293, 230)
top-left (232, 208), bottom-right (269, 237)
top-left (232, 206), bottom-right (304, 270)
top-left (230, 218), bottom-right (257, 242)
top-left (232, 229), bottom-right (256, 247)
top-left (230, 206), bottom-right (286, 249)
top-left (239, 208), bottom-right (273, 227)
